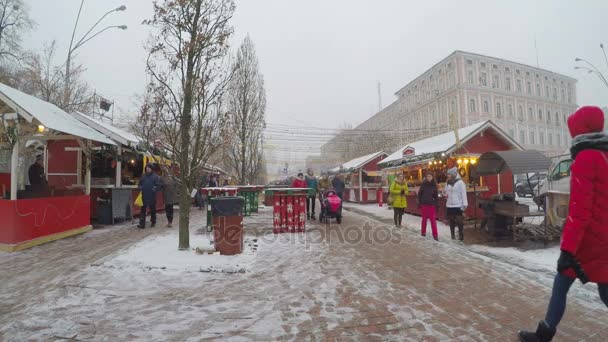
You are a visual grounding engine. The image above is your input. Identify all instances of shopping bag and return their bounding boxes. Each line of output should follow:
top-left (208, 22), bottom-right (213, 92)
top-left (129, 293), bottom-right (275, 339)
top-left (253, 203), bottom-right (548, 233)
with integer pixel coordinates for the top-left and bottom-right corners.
top-left (134, 192), bottom-right (144, 207)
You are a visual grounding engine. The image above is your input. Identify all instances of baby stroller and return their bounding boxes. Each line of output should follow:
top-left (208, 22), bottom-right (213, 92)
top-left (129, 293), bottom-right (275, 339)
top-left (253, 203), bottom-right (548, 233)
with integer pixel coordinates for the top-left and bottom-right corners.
top-left (319, 189), bottom-right (342, 224)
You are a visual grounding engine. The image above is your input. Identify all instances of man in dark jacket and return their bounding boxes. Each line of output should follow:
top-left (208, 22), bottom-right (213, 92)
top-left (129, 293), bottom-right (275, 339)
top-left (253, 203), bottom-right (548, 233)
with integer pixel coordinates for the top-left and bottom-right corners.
top-left (28, 155), bottom-right (47, 193)
top-left (519, 106), bottom-right (608, 341)
top-left (331, 174), bottom-right (345, 200)
top-left (138, 165), bottom-right (161, 229)
top-left (161, 173), bottom-right (177, 227)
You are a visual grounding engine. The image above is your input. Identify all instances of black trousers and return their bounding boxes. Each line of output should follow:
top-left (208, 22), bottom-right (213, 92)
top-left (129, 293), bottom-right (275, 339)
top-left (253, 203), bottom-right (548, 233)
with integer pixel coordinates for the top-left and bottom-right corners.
top-left (447, 207), bottom-right (464, 240)
top-left (393, 207), bottom-right (405, 226)
top-left (165, 204), bottom-right (174, 223)
top-left (336, 192), bottom-right (343, 200)
top-left (306, 195), bottom-right (316, 215)
top-left (139, 203), bottom-right (157, 227)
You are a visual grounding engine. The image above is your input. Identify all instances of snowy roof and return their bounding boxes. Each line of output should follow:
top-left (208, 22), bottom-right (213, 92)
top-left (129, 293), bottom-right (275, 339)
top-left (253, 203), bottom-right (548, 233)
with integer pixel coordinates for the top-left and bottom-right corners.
top-left (332, 151), bottom-right (387, 172)
top-left (0, 83), bottom-right (115, 145)
top-left (71, 111), bottom-right (140, 147)
top-left (380, 120), bottom-right (520, 166)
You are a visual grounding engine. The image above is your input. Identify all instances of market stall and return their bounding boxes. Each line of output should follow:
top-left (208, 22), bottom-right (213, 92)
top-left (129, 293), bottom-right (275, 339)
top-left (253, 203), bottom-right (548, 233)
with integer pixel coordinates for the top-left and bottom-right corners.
top-left (0, 83), bottom-right (116, 251)
top-left (378, 120), bottom-right (523, 221)
top-left (331, 151), bottom-right (387, 203)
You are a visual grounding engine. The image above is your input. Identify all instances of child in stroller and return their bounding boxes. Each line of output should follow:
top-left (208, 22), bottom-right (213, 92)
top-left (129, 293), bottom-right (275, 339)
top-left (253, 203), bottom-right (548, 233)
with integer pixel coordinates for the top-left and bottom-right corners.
top-left (319, 189), bottom-right (342, 224)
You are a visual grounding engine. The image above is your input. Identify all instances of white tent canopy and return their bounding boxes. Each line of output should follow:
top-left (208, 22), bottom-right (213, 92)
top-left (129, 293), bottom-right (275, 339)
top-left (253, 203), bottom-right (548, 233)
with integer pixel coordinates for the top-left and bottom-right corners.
top-left (0, 83), bottom-right (115, 145)
top-left (332, 151), bottom-right (387, 173)
top-left (71, 111), bottom-right (140, 147)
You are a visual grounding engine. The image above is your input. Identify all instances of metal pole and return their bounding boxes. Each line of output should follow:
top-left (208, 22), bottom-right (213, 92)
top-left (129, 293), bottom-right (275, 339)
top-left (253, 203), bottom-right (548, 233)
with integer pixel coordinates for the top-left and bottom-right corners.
top-left (10, 141), bottom-right (19, 200)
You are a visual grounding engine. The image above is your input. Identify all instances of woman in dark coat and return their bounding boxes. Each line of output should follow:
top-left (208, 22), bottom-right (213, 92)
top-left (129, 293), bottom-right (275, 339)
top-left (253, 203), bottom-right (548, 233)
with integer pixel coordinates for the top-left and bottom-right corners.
top-left (418, 173), bottom-right (439, 241)
top-left (519, 106), bottom-right (608, 341)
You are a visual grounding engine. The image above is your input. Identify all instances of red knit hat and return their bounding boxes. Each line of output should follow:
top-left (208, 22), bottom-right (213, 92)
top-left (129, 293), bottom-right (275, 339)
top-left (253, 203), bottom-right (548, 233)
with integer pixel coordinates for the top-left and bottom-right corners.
top-left (567, 106), bottom-right (605, 138)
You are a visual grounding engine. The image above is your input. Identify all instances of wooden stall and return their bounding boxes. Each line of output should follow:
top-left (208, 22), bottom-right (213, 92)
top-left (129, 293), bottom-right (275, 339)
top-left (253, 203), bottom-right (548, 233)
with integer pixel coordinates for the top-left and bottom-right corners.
top-left (378, 120), bottom-right (523, 221)
top-left (332, 151), bottom-right (387, 204)
top-left (0, 83), bottom-right (117, 251)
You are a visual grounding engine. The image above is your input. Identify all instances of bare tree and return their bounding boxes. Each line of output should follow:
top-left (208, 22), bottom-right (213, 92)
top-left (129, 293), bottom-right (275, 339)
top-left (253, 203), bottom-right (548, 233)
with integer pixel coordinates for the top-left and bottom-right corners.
top-left (141, 0), bottom-right (236, 250)
top-left (226, 36), bottom-right (266, 184)
top-left (0, 0), bottom-right (34, 63)
top-left (14, 41), bottom-right (94, 113)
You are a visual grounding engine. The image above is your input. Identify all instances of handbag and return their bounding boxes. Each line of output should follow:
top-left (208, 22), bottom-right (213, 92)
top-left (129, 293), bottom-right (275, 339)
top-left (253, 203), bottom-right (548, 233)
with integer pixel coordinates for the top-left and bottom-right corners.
top-left (134, 192), bottom-right (144, 207)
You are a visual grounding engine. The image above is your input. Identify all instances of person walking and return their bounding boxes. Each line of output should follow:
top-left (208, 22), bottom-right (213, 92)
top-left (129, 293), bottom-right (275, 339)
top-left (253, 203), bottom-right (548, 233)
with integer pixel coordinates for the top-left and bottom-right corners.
top-left (305, 168), bottom-right (319, 220)
top-left (161, 172), bottom-right (177, 227)
top-left (518, 106), bottom-right (608, 342)
top-left (389, 173), bottom-right (409, 228)
top-left (138, 164), bottom-right (161, 229)
top-left (208, 175), bottom-right (218, 187)
top-left (331, 174), bottom-right (345, 200)
top-left (445, 167), bottom-right (467, 240)
top-left (418, 173), bottom-right (439, 241)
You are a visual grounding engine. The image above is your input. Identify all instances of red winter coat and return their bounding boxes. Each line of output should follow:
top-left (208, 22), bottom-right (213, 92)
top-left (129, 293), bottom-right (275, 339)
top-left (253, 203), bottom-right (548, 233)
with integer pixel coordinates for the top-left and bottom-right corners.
top-left (291, 178), bottom-right (307, 188)
top-left (561, 106), bottom-right (608, 284)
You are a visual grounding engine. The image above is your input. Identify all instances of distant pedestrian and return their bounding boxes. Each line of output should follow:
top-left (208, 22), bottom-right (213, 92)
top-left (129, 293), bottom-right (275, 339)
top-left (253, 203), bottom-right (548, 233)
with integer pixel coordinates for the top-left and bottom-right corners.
top-left (518, 106), bottom-right (608, 342)
top-left (208, 176), bottom-right (218, 187)
top-left (389, 173), bottom-right (409, 228)
top-left (305, 168), bottom-right (319, 220)
top-left (445, 167), bottom-right (467, 241)
top-left (161, 173), bottom-right (177, 228)
top-left (331, 174), bottom-right (345, 200)
top-left (418, 173), bottom-right (439, 241)
top-left (138, 165), bottom-right (161, 229)
top-left (291, 172), bottom-right (307, 188)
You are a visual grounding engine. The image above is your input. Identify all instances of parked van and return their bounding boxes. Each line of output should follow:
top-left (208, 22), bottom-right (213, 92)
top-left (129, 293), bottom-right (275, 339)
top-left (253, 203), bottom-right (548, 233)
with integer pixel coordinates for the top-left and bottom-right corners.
top-left (534, 152), bottom-right (571, 208)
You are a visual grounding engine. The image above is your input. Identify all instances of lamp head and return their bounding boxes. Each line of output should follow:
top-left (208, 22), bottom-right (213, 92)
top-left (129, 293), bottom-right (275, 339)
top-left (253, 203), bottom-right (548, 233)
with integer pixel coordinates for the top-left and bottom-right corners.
top-left (116, 5), bottom-right (127, 11)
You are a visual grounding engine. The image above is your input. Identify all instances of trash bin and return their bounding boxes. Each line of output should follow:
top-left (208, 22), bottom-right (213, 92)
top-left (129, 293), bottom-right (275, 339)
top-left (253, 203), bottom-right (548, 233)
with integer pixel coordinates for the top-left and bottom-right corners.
top-left (201, 187), bottom-right (239, 231)
top-left (211, 196), bottom-right (245, 255)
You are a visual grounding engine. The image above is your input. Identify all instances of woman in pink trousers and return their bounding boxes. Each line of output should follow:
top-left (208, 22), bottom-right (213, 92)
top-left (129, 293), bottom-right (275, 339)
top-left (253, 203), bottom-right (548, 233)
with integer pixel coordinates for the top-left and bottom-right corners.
top-left (418, 173), bottom-right (439, 241)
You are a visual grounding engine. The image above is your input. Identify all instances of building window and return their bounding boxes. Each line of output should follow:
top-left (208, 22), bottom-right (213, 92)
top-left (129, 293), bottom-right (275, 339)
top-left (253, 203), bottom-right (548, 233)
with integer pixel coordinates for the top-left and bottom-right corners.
top-left (467, 59), bottom-right (473, 65)
top-left (519, 130), bottom-right (526, 144)
top-left (483, 100), bottom-right (489, 113)
top-left (508, 104), bottom-right (513, 118)
top-left (567, 88), bottom-right (572, 104)
top-left (545, 85), bottom-right (550, 98)
top-left (492, 74), bottom-right (500, 89)
top-left (509, 128), bottom-right (515, 138)
top-left (516, 79), bottom-right (522, 92)
top-left (548, 133), bottom-right (553, 146)
top-left (518, 105), bottom-right (524, 120)
top-left (469, 98), bottom-right (476, 113)
top-left (563, 113), bottom-right (567, 124)
top-left (557, 134), bottom-right (561, 146)
top-left (527, 81), bottom-right (532, 94)
top-left (555, 112), bottom-right (560, 125)
top-left (561, 88), bottom-right (565, 102)
top-left (536, 83), bottom-right (541, 96)
top-left (528, 107), bottom-right (534, 121)
top-left (529, 131), bottom-right (536, 145)
top-left (481, 62), bottom-right (486, 68)
top-left (547, 110), bottom-right (551, 123)
top-left (540, 131), bottom-right (545, 145)
top-left (505, 77), bottom-right (512, 91)
top-left (480, 72), bottom-right (487, 86)
top-left (467, 69), bottom-right (474, 84)
top-left (553, 87), bottom-right (557, 100)
top-left (496, 102), bottom-right (502, 117)
top-left (538, 109), bottom-right (543, 121)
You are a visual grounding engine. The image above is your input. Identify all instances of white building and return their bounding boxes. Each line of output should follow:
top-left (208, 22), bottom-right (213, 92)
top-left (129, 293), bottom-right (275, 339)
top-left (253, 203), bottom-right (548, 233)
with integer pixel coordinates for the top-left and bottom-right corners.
top-left (321, 51), bottom-right (578, 161)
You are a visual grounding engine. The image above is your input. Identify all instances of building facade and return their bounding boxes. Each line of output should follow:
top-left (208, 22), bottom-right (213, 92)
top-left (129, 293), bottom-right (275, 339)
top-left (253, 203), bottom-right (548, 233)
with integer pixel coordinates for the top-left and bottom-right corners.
top-left (321, 51), bottom-right (578, 161)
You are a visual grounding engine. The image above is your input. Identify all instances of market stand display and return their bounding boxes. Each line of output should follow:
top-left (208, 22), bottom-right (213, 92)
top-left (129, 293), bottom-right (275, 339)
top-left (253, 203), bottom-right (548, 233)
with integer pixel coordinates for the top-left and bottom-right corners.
top-left (331, 151), bottom-right (387, 204)
top-left (265, 188), bottom-right (309, 234)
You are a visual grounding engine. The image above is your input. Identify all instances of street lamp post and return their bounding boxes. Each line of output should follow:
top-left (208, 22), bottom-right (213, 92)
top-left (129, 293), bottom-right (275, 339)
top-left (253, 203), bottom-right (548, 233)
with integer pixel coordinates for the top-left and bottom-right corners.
top-left (574, 43), bottom-right (608, 89)
top-left (64, 0), bottom-right (127, 110)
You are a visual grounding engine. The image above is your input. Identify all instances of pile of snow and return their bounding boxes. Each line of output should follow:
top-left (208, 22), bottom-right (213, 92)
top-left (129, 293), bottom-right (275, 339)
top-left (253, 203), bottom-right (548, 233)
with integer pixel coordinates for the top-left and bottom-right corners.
top-left (469, 244), bottom-right (559, 272)
top-left (102, 230), bottom-right (258, 274)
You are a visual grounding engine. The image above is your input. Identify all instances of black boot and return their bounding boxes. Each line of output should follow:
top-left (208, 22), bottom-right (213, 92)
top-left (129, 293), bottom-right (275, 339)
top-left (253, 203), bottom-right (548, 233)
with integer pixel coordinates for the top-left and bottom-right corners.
top-left (518, 321), bottom-right (556, 342)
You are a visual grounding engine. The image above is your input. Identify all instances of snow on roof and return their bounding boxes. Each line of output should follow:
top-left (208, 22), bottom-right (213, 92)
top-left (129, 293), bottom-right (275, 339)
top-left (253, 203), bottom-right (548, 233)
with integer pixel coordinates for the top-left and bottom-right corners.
top-left (0, 83), bottom-right (115, 145)
top-left (334, 151), bottom-right (386, 172)
top-left (382, 121), bottom-right (490, 164)
top-left (71, 111), bottom-right (140, 147)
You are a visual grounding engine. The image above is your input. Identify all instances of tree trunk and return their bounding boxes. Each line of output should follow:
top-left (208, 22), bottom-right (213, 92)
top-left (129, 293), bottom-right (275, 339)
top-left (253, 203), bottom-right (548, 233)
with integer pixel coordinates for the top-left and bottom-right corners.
top-left (178, 181), bottom-right (191, 250)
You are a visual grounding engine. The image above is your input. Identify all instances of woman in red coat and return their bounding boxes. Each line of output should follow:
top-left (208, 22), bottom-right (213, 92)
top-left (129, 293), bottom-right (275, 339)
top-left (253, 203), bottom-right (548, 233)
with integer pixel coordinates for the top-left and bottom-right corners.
top-left (291, 172), bottom-right (307, 188)
top-left (519, 106), bottom-right (608, 341)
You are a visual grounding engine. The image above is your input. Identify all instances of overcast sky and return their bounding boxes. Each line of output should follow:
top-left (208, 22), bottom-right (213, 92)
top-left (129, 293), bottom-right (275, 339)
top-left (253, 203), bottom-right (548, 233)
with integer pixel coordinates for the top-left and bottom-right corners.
top-left (23, 0), bottom-right (608, 169)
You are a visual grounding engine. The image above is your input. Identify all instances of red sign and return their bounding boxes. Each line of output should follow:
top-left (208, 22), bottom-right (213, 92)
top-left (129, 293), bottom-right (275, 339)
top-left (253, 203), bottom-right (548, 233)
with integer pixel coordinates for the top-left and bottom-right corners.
top-left (402, 147), bottom-right (415, 157)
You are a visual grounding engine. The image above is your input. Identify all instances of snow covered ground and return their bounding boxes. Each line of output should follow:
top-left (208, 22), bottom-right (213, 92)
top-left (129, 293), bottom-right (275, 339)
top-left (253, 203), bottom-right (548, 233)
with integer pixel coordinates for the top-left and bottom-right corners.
top-left (104, 230), bottom-right (259, 274)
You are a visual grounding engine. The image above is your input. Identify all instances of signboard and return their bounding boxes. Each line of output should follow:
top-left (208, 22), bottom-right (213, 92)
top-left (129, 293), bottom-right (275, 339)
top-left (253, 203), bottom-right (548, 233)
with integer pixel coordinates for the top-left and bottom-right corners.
top-left (402, 147), bottom-right (415, 157)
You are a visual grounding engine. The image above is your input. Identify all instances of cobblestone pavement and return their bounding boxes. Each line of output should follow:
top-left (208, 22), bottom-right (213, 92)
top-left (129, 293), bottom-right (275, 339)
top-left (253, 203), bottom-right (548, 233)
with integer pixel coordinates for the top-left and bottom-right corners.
top-left (1, 207), bottom-right (607, 341)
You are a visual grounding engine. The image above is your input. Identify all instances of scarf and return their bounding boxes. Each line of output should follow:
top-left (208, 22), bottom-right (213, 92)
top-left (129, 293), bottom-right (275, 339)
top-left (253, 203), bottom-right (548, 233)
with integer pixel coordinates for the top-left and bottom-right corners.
top-left (570, 132), bottom-right (608, 159)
